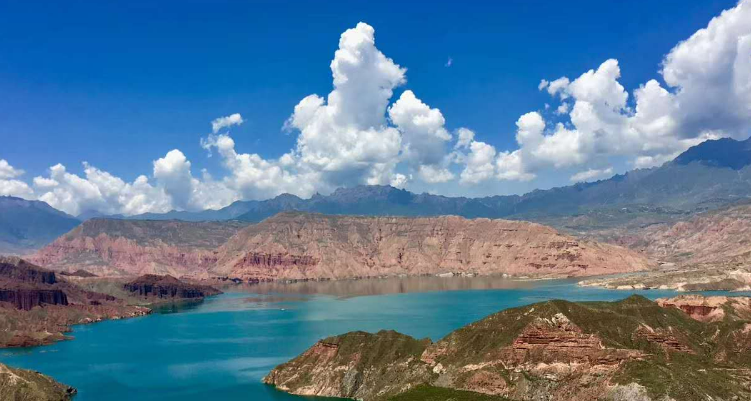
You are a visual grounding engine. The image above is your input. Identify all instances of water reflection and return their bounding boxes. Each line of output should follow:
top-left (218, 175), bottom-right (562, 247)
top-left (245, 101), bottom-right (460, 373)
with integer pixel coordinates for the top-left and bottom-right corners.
top-left (151, 299), bottom-right (206, 314)
top-left (227, 274), bottom-right (541, 298)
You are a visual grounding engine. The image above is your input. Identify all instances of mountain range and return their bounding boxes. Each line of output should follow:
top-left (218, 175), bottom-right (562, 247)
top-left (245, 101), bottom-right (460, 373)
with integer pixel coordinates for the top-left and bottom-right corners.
top-left (1, 136), bottom-right (750, 254)
top-left (0, 197), bottom-right (80, 255)
top-left (30, 212), bottom-right (650, 280)
top-left (123, 136), bottom-right (751, 226)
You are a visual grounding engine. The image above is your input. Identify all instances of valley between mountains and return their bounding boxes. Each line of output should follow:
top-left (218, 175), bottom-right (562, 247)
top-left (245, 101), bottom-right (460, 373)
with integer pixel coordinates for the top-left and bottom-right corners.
top-left (1, 137), bottom-right (751, 400)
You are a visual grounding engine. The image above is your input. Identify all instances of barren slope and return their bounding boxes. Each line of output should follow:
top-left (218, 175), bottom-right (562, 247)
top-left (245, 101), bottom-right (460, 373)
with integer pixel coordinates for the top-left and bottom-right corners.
top-left (213, 212), bottom-right (652, 280)
top-left (31, 219), bottom-right (247, 278)
top-left (615, 203), bottom-right (751, 264)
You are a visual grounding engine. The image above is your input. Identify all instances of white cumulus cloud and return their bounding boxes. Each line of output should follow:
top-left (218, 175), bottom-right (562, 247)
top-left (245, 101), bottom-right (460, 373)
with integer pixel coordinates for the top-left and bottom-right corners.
top-left (570, 167), bottom-right (614, 183)
top-left (5, 3), bottom-right (751, 214)
top-left (495, 0), bottom-right (751, 181)
top-left (211, 113), bottom-right (244, 133)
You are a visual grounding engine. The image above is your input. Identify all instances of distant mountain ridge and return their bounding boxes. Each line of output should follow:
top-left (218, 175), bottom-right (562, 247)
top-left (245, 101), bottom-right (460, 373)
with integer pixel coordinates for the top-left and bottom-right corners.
top-left (673, 136), bottom-right (751, 170)
top-left (0, 197), bottom-right (81, 255)
top-left (114, 137), bottom-right (751, 227)
top-left (3, 136), bottom-right (750, 254)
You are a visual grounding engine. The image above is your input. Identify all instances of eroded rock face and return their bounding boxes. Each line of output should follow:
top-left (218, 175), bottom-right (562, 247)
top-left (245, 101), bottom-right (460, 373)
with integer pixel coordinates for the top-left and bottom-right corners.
top-left (264, 330), bottom-right (433, 400)
top-left (266, 296), bottom-right (751, 401)
top-left (0, 257), bottom-right (57, 284)
top-left (502, 313), bottom-right (645, 366)
top-left (30, 218), bottom-right (247, 278)
top-left (123, 274), bottom-right (221, 300)
top-left (656, 295), bottom-right (751, 322)
top-left (611, 204), bottom-right (751, 265)
top-left (422, 310), bottom-right (646, 399)
top-left (0, 257), bottom-right (151, 348)
top-left (215, 212), bottom-right (652, 281)
top-left (0, 257), bottom-right (69, 310)
top-left (634, 325), bottom-right (694, 353)
top-left (0, 289), bottom-right (68, 311)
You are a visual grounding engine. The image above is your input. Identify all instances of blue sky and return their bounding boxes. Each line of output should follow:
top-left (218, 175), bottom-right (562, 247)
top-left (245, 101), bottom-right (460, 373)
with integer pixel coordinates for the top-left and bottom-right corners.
top-left (1, 0), bottom-right (749, 215)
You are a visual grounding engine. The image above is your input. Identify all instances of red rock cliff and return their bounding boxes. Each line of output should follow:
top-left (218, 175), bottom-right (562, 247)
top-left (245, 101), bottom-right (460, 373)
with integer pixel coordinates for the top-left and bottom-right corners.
top-left (214, 212), bottom-right (653, 280)
top-left (30, 219), bottom-right (246, 277)
top-left (123, 274), bottom-right (221, 300)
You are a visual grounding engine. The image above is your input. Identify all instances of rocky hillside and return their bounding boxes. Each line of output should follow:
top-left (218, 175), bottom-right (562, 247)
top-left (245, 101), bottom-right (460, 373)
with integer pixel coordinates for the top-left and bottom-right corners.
top-left (0, 257), bottom-right (149, 348)
top-left (213, 212), bottom-right (652, 281)
top-left (123, 274), bottom-right (221, 300)
top-left (0, 196), bottom-right (80, 255)
top-left (0, 362), bottom-right (76, 400)
top-left (265, 295), bottom-right (751, 401)
top-left (656, 295), bottom-right (751, 323)
top-left (31, 218), bottom-right (247, 277)
top-left (577, 202), bottom-right (751, 291)
top-left (612, 202), bottom-right (751, 265)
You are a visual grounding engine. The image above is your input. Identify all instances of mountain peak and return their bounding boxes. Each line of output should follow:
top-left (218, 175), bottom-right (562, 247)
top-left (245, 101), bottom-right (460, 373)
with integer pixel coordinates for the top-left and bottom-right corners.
top-left (672, 136), bottom-right (751, 170)
top-left (328, 185), bottom-right (412, 202)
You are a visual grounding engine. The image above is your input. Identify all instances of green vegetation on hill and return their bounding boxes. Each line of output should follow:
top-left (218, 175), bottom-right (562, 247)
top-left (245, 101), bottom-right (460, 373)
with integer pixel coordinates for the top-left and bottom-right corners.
top-left (0, 362), bottom-right (76, 400)
top-left (267, 295), bottom-right (751, 401)
top-left (387, 385), bottom-right (509, 401)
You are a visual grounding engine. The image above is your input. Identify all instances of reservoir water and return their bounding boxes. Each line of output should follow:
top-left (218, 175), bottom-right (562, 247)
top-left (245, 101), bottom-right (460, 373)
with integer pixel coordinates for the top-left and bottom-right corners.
top-left (0, 276), bottom-right (739, 400)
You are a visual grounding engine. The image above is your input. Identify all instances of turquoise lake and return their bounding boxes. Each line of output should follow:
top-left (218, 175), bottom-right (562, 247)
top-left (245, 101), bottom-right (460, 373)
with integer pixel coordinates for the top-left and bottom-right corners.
top-left (0, 276), bottom-right (740, 400)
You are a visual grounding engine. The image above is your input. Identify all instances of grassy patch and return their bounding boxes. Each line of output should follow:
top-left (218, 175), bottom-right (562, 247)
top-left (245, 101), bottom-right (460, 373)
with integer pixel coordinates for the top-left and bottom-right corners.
top-left (387, 385), bottom-right (509, 401)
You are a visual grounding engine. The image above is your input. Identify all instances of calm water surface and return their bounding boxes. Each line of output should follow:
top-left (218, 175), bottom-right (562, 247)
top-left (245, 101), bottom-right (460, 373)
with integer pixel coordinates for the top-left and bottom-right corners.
top-left (0, 276), bottom-right (743, 400)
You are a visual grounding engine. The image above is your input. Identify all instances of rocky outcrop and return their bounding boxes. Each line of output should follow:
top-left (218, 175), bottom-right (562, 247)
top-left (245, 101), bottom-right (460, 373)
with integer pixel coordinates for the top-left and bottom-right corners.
top-left (266, 296), bottom-right (751, 401)
top-left (0, 288), bottom-right (68, 311)
top-left (634, 325), bottom-right (694, 353)
top-left (580, 203), bottom-right (751, 292)
top-left (502, 313), bottom-right (645, 366)
top-left (0, 257), bottom-right (58, 284)
top-left (0, 257), bottom-right (150, 348)
top-left (31, 218), bottom-right (247, 277)
top-left (0, 257), bottom-right (69, 310)
top-left (123, 274), bottom-right (221, 300)
top-left (264, 330), bottom-right (433, 400)
top-left (215, 212), bottom-right (652, 281)
top-left (59, 269), bottom-right (97, 278)
top-left (0, 362), bottom-right (76, 400)
top-left (656, 295), bottom-right (751, 322)
top-left (610, 203), bottom-right (751, 265)
top-left (234, 252), bottom-right (318, 269)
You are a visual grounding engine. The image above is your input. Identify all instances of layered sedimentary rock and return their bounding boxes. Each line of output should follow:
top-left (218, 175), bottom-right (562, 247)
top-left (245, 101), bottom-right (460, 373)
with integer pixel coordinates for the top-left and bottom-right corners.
top-left (59, 269), bottom-right (97, 278)
top-left (656, 295), bottom-right (751, 322)
top-left (575, 204), bottom-right (751, 291)
top-left (0, 257), bottom-right (58, 284)
top-left (266, 295), bottom-right (751, 401)
top-left (0, 257), bottom-right (69, 310)
top-left (123, 274), bottom-right (221, 300)
top-left (610, 203), bottom-right (751, 265)
top-left (0, 288), bottom-right (68, 311)
top-left (0, 257), bottom-right (149, 348)
top-left (31, 218), bottom-right (247, 277)
top-left (0, 362), bottom-right (76, 400)
top-left (214, 212), bottom-right (652, 281)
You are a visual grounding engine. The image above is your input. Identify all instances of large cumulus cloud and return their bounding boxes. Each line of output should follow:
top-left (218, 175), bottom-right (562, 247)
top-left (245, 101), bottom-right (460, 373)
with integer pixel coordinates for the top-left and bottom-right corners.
top-left (4, 2), bottom-right (751, 215)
